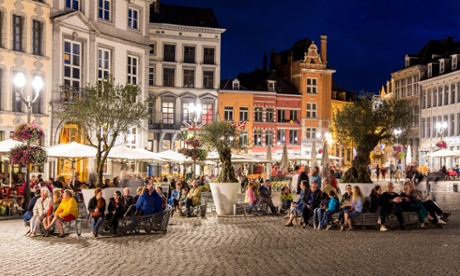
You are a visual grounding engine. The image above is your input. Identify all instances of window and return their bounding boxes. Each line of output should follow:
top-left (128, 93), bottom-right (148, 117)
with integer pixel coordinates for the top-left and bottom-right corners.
top-left (277, 129), bottom-right (285, 144)
top-left (126, 127), bottom-right (137, 149)
top-left (265, 130), bottom-right (273, 146)
top-left (306, 128), bottom-right (316, 139)
top-left (451, 84), bottom-right (456, 104)
top-left (289, 130), bottom-right (298, 144)
top-left (32, 20), bottom-right (43, 55)
top-left (413, 106), bottom-right (419, 127)
top-left (127, 56), bottom-right (138, 84)
top-left (427, 117), bottom-right (431, 138)
top-left (163, 68), bottom-right (175, 87)
top-left (149, 44), bottom-right (155, 55)
top-left (148, 67), bottom-right (155, 86)
top-left (203, 71), bottom-right (214, 89)
top-left (428, 64), bottom-right (432, 77)
top-left (432, 117), bottom-right (436, 138)
top-left (224, 106), bottom-right (233, 121)
top-left (66, 0), bottom-right (79, 10)
top-left (440, 60), bottom-right (445, 74)
top-left (445, 86), bottom-right (449, 105)
top-left (201, 103), bottom-right (213, 124)
top-left (266, 108), bottom-right (274, 122)
top-left (451, 114), bottom-right (455, 136)
top-left (307, 78), bottom-right (317, 94)
top-left (277, 109), bottom-right (286, 122)
top-left (64, 40), bottom-right (81, 88)
top-left (98, 0), bottom-right (111, 21)
top-left (240, 131), bottom-right (248, 147)
top-left (164, 44), bottom-right (175, 62)
top-left (306, 103), bottom-right (317, 118)
top-left (183, 69), bottom-right (195, 87)
top-left (254, 130), bottom-right (262, 146)
top-left (0, 11), bottom-right (3, 48)
top-left (12, 15), bottom-right (23, 51)
top-left (290, 110), bottom-right (298, 121)
top-left (232, 80), bottom-right (239, 90)
top-left (421, 118), bottom-right (425, 138)
top-left (239, 107), bottom-right (248, 121)
top-left (254, 107), bottom-right (262, 122)
top-left (438, 87), bottom-right (443, 106)
top-left (268, 81), bottom-right (276, 91)
top-left (182, 102), bottom-right (191, 123)
top-left (162, 102), bottom-right (174, 124)
top-left (97, 48), bottom-right (110, 80)
top-left (203, 47), bottom-right (215, 64)
top-left (427, 90), bottom-right (431, 108)
top-left (12, 72), bottom-right (22, 112)
top-left (184, 46), bottom-right (195, 63)
top-left (148, 94), bottom-right (154, 125)
top-left (453, 56), bottom-right (458, 70)
top-left (432, 88), bottom-right (437, 107)
top-left (128, 8), bottom-right (139, 29)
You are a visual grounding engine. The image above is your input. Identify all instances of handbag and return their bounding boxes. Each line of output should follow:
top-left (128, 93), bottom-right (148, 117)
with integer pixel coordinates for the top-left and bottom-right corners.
top-left (90, 211), bottom-right (102, 219)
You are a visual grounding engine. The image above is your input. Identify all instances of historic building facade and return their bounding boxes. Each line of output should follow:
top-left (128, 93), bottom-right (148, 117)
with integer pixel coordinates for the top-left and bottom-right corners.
top-left (148, 2), bottom-right (225, 152)
top-left (0, 0), bottom-right (52, 173)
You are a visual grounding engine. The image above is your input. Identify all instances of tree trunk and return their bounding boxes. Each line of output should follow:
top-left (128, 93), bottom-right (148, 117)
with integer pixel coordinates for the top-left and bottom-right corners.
top-left (219, 149), bottom-right (235, 182)
top-left (342, 137), bottom-right (378, 183)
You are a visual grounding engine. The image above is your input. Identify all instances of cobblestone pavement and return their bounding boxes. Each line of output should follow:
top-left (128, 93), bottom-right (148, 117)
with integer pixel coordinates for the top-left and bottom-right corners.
top-left (2, 183), bottom-right (460, 276)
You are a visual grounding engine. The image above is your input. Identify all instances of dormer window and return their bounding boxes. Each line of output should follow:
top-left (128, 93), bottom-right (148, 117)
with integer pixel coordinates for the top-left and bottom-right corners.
top-left (453, 56), bottom-right (458, 70)
top-left (232, 79), bottom-right (240, 90)
top-left (267, 80), bottom-right (276, 92)
top-left (428, 63), bottom-right (432, 78)
top-left (440, 60), bottom-right (445, 74)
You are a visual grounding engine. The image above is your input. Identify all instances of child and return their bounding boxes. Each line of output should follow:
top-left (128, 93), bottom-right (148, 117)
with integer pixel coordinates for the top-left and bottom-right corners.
top-left (246, 183), bottom-right (257, 215)
top-left (280, 186), bottom-right (294, 214)
top-left (324, 190), bottom-right (340, 230)
top-left (313, 192), bottom-right (329, 229)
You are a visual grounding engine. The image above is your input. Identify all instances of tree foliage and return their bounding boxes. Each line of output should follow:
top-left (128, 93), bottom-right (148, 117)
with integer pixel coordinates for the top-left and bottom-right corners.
top-left (199, 121), bottom-right (244, 182)
top-left (332, 95), bottom-right (413, 183)
top-left (55, 76), bottom-right (148, 184)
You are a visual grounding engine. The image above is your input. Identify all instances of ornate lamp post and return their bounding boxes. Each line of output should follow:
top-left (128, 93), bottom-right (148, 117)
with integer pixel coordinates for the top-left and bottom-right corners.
top-left (393, 128), bottom-right (402, 144)
top-left (13, 72), bottom-right (43, 206)
top-left (188, 103), bottom-right (203, 179)
top-left (436, 122), bottom-right (447, 140)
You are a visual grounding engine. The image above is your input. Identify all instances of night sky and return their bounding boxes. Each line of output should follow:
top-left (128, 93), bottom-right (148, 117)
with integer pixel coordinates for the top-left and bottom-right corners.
top-left (162, 0), bottom-right (460, 94)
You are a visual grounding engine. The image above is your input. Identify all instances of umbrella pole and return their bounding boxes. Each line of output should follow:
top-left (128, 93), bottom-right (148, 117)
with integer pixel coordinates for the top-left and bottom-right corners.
top-left (71, 157), bottom-right (76, 189)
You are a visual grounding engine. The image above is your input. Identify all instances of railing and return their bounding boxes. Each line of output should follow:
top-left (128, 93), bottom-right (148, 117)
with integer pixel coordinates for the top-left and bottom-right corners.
top-left (59, 86), bottom-right (86, 103)
top-left (148, 123), bottom-right (182, 131)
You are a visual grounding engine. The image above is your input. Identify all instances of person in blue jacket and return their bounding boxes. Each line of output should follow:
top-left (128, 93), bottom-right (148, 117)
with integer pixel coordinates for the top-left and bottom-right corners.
top-left (324, 190), bottom-right (340, 230)
top-left (136, 184), bottom-right (162, 216)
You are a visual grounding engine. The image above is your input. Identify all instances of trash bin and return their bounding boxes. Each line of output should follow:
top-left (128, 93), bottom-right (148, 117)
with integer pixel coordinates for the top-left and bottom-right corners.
top-left (453, 184), bottom-right (458, 193)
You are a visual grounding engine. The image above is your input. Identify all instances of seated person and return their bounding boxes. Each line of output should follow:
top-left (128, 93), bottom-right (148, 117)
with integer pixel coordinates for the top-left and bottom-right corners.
top-left (133, 187), bottom-right (144, 205)
top-left (104, 190), bottom-right (125, 236)
top-left (369, 185), bottom-right (382, 213)
top-left (324, 191), bottom-right (340, 230)
top-left (170, 183), bottom-right (182, 213)
top-left (135, 184), bottom-right (162, 216)
top-left (185, 180), bottom-right (203, 217)
top-left (88, 188), bottom-right (106, 237)
top-left (257, 180), bottom-right (278, 215)
top-left (301, 182), bottom-right (321, 227)
top-left (321, 179), bottom-right (338, 200)
top-left (155, 186), bottom-right (167, 210)
top-left (280, 186), bottom-right (294, 214)
top-left (123, 188), bottom-right (134, 206)
top-left (179, 187), bottom-right (188, 212)
top-left (29, 188), bottom-right (52, 237)
top-left (44, 189), bottom-right (78, 238)
top-left (285, 182), bottom-right (306, 226)
top-left (24, 190), bottom-right (41, 235)
top-left (379, 182), bottom-right (405, 232)
top-left (400, 185), bottom-right (432, 229)
top-left (340, 186), bottom-right (364, 231)
top-left (43, 189), bottom-right (61, 237)
top-left (313, 192), bottom-right (329, 229)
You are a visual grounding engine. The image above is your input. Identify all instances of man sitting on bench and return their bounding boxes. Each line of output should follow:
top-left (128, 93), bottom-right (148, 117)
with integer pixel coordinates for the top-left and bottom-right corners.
top-left (379, 182), bottom-right (405, 232)
top-left (185, 180), bottom-right (203, 217)
top-left (257, 180), bottom-right (278, 215)
top-left (135, 184), bottom-right (162, 216)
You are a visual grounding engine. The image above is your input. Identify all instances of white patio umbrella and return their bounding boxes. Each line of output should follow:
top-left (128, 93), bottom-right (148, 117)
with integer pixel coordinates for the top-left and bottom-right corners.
top-left (46, 142), bottom-right (97, 187)
top-left (311, 141), bottom-right (317, 168)
top-left (280, 143), bottom-right (289, 172)
top-left (424, 149), bottom-right (460, 158)
top-left (0, 139), bottom-right (25, 187)
top-left (321, 141), bottom-right (330, 174)
top-left (266, 145), bottom-right (272, 180)
top-left (155, 150), bottom-right (188, 163)
top-left (406, 145), bottom-right (412, 166)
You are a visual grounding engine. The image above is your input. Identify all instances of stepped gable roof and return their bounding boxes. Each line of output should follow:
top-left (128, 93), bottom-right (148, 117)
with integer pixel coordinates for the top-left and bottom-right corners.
top-left (411, 38), bottom-right (460, 65)
top-left (278, 38), bottom-right (313, 63)
top-left (150, 3), bottom-right (221, 28)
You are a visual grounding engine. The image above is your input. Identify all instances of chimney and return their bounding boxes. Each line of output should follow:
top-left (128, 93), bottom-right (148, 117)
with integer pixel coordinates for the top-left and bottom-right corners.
top-left (263, 54), bottom-right (268, 70)
top-left (320, 35), bottom-right (327, 64)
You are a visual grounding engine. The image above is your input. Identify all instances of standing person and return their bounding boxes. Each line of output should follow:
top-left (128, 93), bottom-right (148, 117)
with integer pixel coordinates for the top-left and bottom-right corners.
top-left (381, 167), bottom-right (387, 181)
top-left (301, 182), bottom-right (321, 227)
top-left (389, 162), bottom-right (395, 181)
top-left (327, 170), bottom-right (338, 190)
top-left (257, 180), bottom-right (278, 215)
top-left (376, 165), bottom-right (380, 181)
top-left (246, 182), bottom-right (257, 215)
top-left (87, 188), bottom-right (106, 238)
top-left (310, 167), bottom-right (322, 190)
top-left (104, 190), bottom-right (126, 236)
top-left (297, 166), bottom-right (310, 194)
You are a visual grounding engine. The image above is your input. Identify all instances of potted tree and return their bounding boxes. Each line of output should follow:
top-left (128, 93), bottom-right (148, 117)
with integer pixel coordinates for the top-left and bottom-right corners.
top-left (200, 121), bottom-right (243, 215)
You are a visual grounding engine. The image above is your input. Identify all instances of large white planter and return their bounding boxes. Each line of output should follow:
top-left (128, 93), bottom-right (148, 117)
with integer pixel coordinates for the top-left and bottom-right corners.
top-left (209, 182), bottom-right (240, 216)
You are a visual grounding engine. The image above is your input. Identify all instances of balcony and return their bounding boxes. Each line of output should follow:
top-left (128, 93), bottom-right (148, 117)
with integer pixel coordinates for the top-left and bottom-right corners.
top-left (58, 86), bottom-right (86, 103)
top-left (148, 122), bottom-right (181, 131)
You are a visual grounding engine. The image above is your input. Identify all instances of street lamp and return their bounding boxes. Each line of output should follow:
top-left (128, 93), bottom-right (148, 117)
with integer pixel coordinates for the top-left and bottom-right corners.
top-left (393, 128), bottom-right (402, 144)
top-left (188, 102), bottom-right (203, 179)
top-left (14, 72), bottom-right (43, 207)
top-left (436, 122), bottom-right (447, 140)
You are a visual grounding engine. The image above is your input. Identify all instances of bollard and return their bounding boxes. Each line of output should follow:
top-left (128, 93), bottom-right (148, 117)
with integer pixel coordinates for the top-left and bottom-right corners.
top-left (453, 184), bottom-right (458, 193)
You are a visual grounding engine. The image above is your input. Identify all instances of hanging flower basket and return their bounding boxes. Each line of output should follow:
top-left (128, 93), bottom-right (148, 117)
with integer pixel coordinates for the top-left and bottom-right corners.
top-left (10, 145), bottom-right (47, 167)
top-left (436, 140), bottom-right (447, 149)
top-left (393, 144), bottom-right (403, 152)
top-left (13, 123), bottom-right (44, 142)
top-left (178, 135), bottom-right (208, 161)
top-left (318, 148), bottom-right (323, 154)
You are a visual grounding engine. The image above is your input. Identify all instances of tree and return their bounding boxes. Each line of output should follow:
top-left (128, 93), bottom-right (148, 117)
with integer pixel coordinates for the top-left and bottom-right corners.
top-left (56, 76), bottom-right (148, 185)
top-left (332, 95), bottom-right (413, 183)
top-left (199, 121), bottom-right (244, 182)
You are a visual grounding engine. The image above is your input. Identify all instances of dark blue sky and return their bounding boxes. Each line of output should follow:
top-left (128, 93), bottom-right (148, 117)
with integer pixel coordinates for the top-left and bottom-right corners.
top-left (163, 0), bottom-right (460, 93)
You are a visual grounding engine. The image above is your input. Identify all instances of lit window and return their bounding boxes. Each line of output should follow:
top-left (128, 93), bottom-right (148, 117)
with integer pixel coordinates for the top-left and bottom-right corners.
top-left (97, 48), bottom-right (111, 80)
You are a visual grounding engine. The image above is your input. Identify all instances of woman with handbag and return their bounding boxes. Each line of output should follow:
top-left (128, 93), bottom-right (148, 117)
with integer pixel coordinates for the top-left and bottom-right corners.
top-left (104, 190), bottom-right (125, 236)
top-left (87, 188), bottom-right (106, 238)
